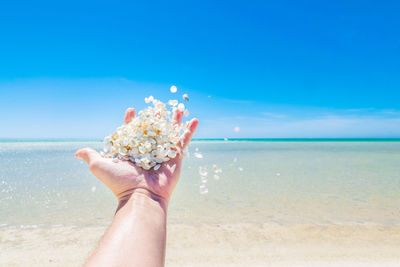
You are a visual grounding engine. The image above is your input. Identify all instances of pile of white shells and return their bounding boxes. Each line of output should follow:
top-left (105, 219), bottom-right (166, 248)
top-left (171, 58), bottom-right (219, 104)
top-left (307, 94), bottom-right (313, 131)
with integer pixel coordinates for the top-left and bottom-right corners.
top-left (102, 95), bottom-right (189, 170)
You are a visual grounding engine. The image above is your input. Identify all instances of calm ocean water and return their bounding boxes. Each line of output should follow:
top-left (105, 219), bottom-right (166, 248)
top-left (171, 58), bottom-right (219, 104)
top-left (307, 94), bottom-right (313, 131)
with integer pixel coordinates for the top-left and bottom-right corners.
top-left (1, 141), bottom-right (400, 228)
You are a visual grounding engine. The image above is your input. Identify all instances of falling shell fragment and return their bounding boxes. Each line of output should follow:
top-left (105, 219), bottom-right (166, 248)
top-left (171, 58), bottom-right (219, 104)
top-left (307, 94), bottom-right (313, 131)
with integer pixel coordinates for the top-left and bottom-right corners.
top-left (199, 166), bottom-right (208, 176)
top-left (194, 152), bottom-right (203, 159)
top-left (199, 185), bottom-right (208, 194)
top-left (212, 164), bottom-right (222, 174)
top-left (168, 100), bottom-right (178, 106)
top-left (178, 103), bottom-right (185, 112)
top-left (170, 85), bottom-right (177, 93)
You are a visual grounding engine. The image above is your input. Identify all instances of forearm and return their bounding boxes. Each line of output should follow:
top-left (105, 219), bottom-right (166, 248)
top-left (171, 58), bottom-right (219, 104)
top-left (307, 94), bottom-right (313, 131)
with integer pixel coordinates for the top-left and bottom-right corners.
top-left (85, 189), bottom-right (168, 267)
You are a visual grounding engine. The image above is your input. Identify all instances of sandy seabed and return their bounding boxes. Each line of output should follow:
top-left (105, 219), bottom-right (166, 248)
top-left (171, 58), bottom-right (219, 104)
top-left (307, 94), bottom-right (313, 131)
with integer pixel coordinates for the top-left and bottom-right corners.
top-left (1, 222), bottom-right (400, 267)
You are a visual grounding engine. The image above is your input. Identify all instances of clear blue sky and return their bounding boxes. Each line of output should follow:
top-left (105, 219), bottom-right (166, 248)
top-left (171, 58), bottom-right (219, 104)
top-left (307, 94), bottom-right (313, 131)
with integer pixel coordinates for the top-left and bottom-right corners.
top-left (0, 0), bottom-right (399, 138)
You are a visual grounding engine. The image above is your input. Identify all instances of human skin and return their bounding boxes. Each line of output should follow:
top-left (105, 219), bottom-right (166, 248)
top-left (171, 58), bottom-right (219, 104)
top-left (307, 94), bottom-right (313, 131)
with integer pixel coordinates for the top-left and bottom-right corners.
top-left (75, 107), bottom-right (199, 267)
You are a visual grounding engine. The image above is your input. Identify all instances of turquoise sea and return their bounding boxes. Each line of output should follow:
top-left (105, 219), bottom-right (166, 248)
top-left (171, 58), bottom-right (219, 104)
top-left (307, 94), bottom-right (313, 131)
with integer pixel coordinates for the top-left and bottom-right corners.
top-left (1, 140), bottom-right (400, 228)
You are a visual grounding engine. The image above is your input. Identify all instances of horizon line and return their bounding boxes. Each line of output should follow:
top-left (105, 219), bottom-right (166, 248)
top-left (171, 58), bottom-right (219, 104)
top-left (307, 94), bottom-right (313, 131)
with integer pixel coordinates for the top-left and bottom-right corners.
top-left (1, 138), bottom-right (400, 143)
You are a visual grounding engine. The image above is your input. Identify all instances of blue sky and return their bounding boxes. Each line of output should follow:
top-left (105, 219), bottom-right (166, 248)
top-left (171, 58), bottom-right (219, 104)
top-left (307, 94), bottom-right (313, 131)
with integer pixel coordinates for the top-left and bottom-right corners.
top-left (0, 0), bottom-right (399, 138)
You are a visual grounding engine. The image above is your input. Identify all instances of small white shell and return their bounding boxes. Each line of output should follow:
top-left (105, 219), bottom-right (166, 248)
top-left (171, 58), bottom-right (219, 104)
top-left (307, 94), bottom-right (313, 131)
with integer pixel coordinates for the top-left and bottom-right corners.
top-left (144, 142), bottom-right (152, 151)
top-left (139, 146), bottom-right (146, 154)
top-left (119, 147), bottom-right (127, 156)
top-left (168, 150), bottom-right (177, 158)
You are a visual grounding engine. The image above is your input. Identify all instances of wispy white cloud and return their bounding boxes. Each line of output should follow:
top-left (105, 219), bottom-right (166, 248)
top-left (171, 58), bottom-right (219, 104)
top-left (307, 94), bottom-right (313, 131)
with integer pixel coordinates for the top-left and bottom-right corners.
top-left (344, 108), bottom-right (375, 113)
top-left (261, 112), bottom-right (288, 119)
top-left (208, 96), bottom-right (256, 105)
top-left (197, 112), bottom-right (400, 138)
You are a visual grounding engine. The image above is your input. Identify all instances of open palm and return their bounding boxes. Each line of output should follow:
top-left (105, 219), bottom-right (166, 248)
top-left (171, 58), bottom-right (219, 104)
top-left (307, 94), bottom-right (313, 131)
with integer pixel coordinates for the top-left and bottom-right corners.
top-left (75, 107), bottom-right (198, 203)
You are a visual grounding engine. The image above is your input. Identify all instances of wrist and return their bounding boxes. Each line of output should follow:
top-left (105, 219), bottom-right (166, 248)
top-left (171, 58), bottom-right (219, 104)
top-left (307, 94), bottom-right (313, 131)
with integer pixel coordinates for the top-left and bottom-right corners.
top-left (116, 188), bottom-right (168, 213)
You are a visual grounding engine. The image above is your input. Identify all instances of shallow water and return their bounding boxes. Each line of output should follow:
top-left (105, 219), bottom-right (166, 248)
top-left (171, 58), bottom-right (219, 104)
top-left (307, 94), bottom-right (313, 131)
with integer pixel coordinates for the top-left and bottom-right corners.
top-left (1, 141), bottom-right (400, 228)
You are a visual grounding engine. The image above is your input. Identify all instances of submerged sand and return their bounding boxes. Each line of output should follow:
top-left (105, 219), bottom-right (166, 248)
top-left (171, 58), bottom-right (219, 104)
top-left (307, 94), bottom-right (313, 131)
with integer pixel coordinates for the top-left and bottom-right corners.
top-left (1, 222), bottom-right (400, 266)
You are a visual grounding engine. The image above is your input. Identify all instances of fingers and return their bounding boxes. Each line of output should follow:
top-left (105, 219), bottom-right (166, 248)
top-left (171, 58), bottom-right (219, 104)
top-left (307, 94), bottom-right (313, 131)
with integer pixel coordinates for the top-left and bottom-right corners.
top-left (75, 147), bottom-right (101, 165)
top-left (179, 118), bottom-right (199, 149)
top-left (124, 108), bottom-right (136, 124)
top-left (172, 108), bottom-right (183, 125)
top-left (76, 148), bottom-right (118, 191)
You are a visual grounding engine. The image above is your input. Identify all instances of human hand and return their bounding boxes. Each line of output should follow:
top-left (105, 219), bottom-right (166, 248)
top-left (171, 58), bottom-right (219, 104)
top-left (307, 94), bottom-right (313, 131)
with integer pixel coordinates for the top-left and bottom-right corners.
top-left (75, 107), bottom-right (198, 206)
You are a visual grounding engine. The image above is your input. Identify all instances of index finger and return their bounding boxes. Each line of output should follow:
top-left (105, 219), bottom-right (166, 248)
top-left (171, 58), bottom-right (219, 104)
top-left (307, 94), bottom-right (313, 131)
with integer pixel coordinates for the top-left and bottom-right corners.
top-left (179, 118), bottom-right (199, 149)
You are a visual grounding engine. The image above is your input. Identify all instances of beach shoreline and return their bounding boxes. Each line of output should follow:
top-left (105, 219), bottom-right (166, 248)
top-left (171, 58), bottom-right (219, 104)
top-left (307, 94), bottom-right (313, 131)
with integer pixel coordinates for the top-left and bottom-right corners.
top-left (1, 222), bottom-right (400, 266)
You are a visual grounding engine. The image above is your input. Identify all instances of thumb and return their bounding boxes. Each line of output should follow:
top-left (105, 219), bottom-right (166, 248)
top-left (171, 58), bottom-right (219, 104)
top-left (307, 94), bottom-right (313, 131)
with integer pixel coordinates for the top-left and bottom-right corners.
top-left (75, 147), bottom-right (101, 165)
